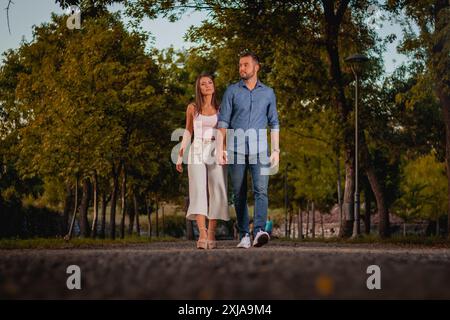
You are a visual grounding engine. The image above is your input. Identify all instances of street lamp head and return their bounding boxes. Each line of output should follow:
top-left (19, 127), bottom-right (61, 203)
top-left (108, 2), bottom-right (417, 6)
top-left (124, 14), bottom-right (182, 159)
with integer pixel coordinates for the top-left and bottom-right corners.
top-left (345, 54), bottom-right (369, 64)
top-left (345, 54), bottom-right (369, 77)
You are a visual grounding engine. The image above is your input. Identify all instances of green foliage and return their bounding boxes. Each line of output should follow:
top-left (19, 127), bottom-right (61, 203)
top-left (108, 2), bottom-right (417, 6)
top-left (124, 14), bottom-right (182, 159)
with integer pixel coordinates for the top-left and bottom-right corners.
top-left (1, 1), bottom-right (448, 240)
top-left (394, 152), bottom-right (447, 222)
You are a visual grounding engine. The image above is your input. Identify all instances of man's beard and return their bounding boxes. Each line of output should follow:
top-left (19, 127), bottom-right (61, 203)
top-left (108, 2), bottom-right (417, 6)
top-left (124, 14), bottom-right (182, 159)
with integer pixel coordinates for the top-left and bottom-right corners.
top-left (240, 71), bottom-right (255, 80)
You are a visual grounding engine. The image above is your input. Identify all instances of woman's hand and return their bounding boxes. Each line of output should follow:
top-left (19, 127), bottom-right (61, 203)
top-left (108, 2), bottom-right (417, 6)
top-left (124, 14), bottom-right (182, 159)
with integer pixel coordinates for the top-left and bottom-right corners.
top-left (176, 149), bottom-right (184, 173)
top-left (217, 150), bottom-right (228, 165)
top-left (176, 158), bottom-right (183, 173)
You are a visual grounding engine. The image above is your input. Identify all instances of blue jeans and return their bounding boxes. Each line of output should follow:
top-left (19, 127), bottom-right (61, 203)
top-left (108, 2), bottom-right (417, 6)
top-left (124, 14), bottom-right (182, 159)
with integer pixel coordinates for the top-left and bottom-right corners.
top-left (229, 152), bottom-right (270, 239)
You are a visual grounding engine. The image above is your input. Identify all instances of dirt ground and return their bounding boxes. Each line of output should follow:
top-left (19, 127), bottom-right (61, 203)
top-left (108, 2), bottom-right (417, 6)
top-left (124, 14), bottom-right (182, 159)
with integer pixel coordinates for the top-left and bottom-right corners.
top-left (1, 240), bottom-right (450, 299)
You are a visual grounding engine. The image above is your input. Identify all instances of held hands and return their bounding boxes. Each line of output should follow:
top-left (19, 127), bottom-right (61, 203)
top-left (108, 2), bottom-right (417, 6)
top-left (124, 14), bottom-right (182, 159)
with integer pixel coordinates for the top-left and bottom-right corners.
top-left (178, 148), bottom-right (278, 171)
top-left (216, 149), bottom-right (228, 165)
top-left (214, 142), bottom-right (228, 166)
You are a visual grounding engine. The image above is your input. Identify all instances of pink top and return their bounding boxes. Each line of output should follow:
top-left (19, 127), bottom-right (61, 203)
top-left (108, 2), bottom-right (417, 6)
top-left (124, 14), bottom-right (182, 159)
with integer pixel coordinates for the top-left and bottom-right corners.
top-left (193, 112), bottom-right (218, 140)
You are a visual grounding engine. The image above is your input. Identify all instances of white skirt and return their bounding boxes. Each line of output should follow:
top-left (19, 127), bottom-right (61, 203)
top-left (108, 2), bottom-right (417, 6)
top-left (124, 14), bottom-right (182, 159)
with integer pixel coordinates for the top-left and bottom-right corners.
top-left (186, 139), bottom-right (229, 221)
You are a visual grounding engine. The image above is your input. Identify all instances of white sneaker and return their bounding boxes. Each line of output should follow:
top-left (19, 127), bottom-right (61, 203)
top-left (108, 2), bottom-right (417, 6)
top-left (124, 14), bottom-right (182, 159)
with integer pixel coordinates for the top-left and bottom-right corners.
top-left (236, 234), bottom-right (251, 249)
top-left (253, 230), bottom-right (270, 247)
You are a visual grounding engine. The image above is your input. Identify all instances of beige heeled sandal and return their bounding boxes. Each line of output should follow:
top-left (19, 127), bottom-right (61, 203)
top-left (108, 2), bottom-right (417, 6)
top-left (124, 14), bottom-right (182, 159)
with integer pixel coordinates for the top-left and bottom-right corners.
top-left (197, 227), bottom-right (208, 249)
top-left (207, 229), bottom-right (217, 249)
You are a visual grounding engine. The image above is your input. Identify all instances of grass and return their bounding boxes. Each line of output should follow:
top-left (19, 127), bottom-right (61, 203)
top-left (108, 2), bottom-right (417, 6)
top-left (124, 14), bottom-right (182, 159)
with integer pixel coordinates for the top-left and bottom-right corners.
top-left (0, 235), bottom-right (180, 250)
top-left (277, 234), bottom-right (450, 247)
top-left (2, 234), bottom-right (449, 250)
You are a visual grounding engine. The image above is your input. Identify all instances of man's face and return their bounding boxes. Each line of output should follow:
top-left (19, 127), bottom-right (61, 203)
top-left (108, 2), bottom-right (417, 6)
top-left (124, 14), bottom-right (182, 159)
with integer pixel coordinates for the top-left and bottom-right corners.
top-left (239, 56), bottom-right (259, 80)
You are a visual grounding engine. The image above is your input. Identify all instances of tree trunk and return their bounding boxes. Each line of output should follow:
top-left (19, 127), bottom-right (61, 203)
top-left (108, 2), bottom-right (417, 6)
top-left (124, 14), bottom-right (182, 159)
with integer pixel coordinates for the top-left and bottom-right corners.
top-left (79, 178), bottom-right (91, 238)
top-left (364, 181), bottom-right (372, 235)
top-left (403, 222), bottom-right (406, 237)
top-left (161, 204), bottom-right (165, 237)
top-left (147, 197), bottom-right (153, 239)
top-left (120, 164), bottom-right (127, 239)
top-left (289, 209), bottom-right (293, 238)
top-left (155, 201), bottom-right (159, 237)
top-left (444, 100), bottom-right (450, 238)
top-left (293, 214), bottom-right (296, 239)
top-left (365, 165), bottom-right (390, 238)
top-left (340, 158), bottom-right (355, 238)
top-left (100, 192), bottom-right (107, 239)
top-left (436, 218), bottom-right (440, 237)
top-left (431, 0), bottom-right (450, 239)
top-left (298, 206), bottom-right (303, 240)
top-left (91, 171), bottom-right (99, 238)
top-left (322, 0), bottom-right (355, 238)
top-left (65, 176), bottom-right (79, 240)
top-left (62, 183), bottom-right (73, 235)
top-left (321, 213), bottom-right (324, 238)
top-left (359, 131), bottom-right (390, 238)
top-left (306, 201), bottom-right (310, 238)
top-left (134, 193), bottom-right (141, 237)
top-left (311, 201), bottom-right (316, 238)
top-left (336, 155), bottom-right (343, 234)
top-left (127, 195), bottom-right (134, 236)
top-left (110, 163), bottom-right (121, 239)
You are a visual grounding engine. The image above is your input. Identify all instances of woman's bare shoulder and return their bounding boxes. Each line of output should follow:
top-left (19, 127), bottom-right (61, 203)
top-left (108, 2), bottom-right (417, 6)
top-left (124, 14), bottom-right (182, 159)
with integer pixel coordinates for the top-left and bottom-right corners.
top-left (186, 103), bottom-right (196, 113)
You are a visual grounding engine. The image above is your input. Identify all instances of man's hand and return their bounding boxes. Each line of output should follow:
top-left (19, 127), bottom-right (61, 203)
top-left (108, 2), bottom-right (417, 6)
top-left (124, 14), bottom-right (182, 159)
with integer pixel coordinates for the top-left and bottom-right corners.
top-left (270, 150), bottom-right (279, 169)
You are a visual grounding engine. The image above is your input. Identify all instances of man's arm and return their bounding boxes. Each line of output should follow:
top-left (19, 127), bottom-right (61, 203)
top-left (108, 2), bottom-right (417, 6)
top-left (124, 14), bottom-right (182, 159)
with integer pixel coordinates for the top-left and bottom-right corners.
top-left (270, 130), bottom-right (279, 153)
top-left (217, 86), bottom-right (233, 164)
top-left (218, 128), bottom-right (227, 153)
top-left (268, 89), bottom-right (280, 167)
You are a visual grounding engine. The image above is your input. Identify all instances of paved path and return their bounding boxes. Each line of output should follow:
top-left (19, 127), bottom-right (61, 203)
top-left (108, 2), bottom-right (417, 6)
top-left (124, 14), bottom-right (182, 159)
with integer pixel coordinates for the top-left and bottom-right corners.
top-left (1, 240), bottom-right (450, 299)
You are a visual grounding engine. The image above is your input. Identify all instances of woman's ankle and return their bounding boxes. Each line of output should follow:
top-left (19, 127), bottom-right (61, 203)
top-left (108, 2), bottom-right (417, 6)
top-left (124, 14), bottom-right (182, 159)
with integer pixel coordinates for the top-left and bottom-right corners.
top-left (207, 229), bottom-right (216, 240)
top-left (199, 227), bottom-right (208, 240)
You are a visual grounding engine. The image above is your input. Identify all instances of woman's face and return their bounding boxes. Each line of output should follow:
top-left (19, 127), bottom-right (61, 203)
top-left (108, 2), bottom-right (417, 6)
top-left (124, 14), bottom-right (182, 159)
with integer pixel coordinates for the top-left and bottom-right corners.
top-left (199, 77), bottom-right (215, 96)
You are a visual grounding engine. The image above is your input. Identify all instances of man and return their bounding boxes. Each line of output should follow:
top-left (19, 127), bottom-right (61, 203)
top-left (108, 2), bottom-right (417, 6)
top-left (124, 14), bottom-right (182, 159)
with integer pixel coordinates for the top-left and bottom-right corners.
top-left (217, 51), bottom-right (280, 248)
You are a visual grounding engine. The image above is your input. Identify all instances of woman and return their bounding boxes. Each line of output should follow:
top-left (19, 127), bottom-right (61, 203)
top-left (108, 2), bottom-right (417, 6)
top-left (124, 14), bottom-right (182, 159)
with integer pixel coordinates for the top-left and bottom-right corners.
top-left (176, 73), bottom-right (229, 249)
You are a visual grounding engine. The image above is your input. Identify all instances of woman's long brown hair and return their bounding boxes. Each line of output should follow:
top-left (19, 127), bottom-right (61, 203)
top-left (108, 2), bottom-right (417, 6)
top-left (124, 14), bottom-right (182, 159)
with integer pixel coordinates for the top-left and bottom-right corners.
top-left (194, 73), bottom-right (220, 115)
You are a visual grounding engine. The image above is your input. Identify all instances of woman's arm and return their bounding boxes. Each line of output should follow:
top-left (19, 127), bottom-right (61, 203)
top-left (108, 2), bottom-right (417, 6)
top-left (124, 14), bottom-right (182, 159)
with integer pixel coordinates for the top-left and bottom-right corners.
top-left (179, 104), bottom-right (195, 157)
top-left (176, 104), bottom-right (195, 173)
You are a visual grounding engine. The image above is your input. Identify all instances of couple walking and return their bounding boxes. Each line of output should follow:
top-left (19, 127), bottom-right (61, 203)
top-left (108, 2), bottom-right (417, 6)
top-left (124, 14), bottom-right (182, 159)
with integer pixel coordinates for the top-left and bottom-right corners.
top-left (176, 51), bottom-right (280, 249)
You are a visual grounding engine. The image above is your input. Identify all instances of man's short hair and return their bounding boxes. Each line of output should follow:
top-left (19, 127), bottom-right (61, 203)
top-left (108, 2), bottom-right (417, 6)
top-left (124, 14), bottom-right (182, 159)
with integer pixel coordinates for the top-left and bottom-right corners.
top-left (239, 50), bottom-right (260, 65)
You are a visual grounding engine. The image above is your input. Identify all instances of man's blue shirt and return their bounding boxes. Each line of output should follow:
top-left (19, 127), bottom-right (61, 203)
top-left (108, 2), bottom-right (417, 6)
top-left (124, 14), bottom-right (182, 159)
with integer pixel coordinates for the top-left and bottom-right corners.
top-left (218, 79), bottom-right (280, 155)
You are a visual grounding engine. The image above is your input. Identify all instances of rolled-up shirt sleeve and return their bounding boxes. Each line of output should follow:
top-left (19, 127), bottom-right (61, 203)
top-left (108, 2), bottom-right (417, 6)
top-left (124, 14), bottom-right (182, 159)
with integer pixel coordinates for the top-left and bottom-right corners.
top-left (268, 89), bottom-right (280, 131)
top-left (218, 86), bottom-right (233, 129)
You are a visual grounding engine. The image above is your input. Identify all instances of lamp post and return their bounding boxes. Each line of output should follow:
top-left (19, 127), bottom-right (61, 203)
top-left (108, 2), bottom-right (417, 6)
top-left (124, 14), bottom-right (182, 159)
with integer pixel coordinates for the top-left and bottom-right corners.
top-left (345, 53), bottom-right (368, 238)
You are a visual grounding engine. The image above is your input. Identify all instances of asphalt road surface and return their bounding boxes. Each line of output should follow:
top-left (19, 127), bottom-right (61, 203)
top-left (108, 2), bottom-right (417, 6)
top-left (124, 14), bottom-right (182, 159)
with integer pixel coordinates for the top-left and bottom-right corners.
top-left (1, 240), bottom-right (450, 299)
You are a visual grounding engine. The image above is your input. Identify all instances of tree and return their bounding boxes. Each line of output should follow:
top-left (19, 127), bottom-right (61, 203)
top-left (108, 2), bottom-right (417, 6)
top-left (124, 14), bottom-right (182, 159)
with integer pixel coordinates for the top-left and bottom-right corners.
top-left (392, 182), bottom-right (425, 236)
top-left (126, 0), bottom-right (391, 236)
top-left (394, 152), bottom-right (448, 236)
top-left (3, 10), bottom-right (171, 240)
top-left (387, 0), bottom-right (450, 236)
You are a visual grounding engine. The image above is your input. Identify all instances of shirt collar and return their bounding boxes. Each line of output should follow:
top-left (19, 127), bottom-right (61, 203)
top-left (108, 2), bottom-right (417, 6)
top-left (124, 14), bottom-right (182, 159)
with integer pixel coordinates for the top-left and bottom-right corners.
top-left (239, 79), bottom-right (263, 90)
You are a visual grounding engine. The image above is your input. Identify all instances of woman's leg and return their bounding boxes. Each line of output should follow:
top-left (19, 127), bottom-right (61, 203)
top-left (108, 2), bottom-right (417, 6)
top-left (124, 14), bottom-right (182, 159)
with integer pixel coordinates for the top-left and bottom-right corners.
top-left (207, 219), bottom-right (218, 249)
top-left (207, 219), bottom-right (217, 240)
top-left (196, 215), bottom-right (208, 240)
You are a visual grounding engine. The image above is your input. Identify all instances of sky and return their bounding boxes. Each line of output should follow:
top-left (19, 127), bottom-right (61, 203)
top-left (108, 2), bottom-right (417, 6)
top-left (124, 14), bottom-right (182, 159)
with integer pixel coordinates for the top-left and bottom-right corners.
top-left (0, 0), bottom-right (408, 75)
